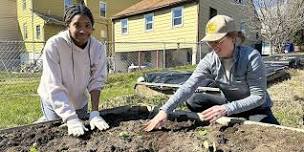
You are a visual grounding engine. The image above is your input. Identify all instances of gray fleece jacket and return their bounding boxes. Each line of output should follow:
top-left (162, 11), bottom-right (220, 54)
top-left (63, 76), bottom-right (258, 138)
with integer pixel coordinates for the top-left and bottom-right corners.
top-left (161, 45), bottom-right (272, 116)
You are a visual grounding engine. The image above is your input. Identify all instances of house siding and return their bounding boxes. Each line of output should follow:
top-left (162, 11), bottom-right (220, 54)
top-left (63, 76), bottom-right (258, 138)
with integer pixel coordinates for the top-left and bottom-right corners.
top-left (84, 0), bottom-right (143, 42)
top-left (17, 0), bottom-right (45, 53)
top-left (0, 0), bottom-right (20, 40)
top-left (32, 0), bottom-right (65, 17)
top-left (199, 0), bottom-right (257, 44)
top-left (113, 2), bottom-right (199, 52)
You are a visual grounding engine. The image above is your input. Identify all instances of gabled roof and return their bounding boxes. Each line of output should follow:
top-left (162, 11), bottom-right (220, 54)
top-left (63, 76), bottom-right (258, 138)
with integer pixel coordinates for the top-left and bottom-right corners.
top-left (34, 11), bottom-right (65, 26)
top-left (112, 0), bottom-right (197, 20)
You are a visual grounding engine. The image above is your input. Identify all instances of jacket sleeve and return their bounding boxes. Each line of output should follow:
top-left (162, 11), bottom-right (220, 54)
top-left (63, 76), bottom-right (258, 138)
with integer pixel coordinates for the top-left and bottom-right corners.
top-left (224, 50), bottom-right (267, 115)
top-left (42, 40), bottom-right (78, 122)
top-left (160, 55), bottom-right (212, 113)
top-left (87, 42), bottom-right (107, 92)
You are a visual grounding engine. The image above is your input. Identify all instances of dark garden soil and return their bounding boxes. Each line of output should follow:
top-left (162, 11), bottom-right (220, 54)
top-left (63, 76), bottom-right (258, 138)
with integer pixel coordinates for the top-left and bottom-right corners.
top-left (1, 106), bottom-right (304, 152)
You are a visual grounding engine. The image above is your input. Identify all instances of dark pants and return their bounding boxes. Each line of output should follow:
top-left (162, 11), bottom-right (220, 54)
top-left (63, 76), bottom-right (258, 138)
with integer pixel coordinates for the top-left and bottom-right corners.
top-left (186, 93), bottom-right (280, 125)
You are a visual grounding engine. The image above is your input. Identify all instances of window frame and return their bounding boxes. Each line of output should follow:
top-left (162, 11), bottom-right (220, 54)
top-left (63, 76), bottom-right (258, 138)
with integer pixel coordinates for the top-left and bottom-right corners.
top-left (99, 1), bottom-right (107, 17)
top-left (171, 6), bottom-right (183, 28)
top-left (36, 25), bottom-right (41, 40)
top-left (144, 13), bottom-right (154, 32)
top-left (121, 18), bottom-right (128, 35)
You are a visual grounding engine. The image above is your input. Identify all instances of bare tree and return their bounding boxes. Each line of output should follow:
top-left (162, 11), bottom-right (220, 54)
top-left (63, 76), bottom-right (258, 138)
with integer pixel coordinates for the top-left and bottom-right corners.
top-left (245, 0), bottom-right (304, 55)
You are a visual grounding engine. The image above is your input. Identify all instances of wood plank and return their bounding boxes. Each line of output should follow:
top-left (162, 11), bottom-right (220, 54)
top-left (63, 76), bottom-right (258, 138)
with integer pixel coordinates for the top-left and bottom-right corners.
top-left (136, 82), bottom-right (220, 92)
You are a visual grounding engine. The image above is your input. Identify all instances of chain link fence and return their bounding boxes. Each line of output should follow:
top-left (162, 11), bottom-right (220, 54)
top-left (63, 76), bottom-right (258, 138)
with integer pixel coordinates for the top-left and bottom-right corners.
top-left (0, 41), bottom-right (44, 97)
top-left (0, 41), bottom-right (209, 97)
top-left (107, 41), bottom-right (209, 73)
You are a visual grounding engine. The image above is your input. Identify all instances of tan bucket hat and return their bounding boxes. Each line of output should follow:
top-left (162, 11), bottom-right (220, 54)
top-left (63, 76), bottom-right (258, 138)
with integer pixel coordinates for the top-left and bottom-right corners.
top-left (201, 15), bottom-right (237, 42)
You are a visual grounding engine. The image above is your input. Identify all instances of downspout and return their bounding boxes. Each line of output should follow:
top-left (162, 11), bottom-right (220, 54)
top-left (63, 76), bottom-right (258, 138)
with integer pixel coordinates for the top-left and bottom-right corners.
top-left (31, 0), bottom-right (35, 61)
top-left (196, 0), bottom-right (201, 64)
top-left (112, 18), bottom-right (116, 72)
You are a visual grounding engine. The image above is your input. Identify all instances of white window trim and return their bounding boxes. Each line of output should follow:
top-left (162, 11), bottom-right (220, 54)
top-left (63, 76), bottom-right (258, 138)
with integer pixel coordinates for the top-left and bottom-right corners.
top-left (171, 6), bottom-right (183, 28)
top-left (121, 19), bottom-right (128, 35)
top-left (99, 1), bottom-right (107, 17)
top-left (144, 13), bottom-right (154, 32)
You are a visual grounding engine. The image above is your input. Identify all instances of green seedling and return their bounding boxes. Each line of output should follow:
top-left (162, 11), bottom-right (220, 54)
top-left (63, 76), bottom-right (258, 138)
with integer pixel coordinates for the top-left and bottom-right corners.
top-left (118, 131), bottom-right (130, 140)
top-left (196, 128), bottom-right (209, 137)
top-left (29, 143), bottom-right (38, 152)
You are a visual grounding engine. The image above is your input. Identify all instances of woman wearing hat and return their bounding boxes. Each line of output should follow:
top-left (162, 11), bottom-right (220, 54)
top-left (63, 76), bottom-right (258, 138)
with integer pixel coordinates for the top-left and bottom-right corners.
top-left (144, 15), bottom-right (279, 131)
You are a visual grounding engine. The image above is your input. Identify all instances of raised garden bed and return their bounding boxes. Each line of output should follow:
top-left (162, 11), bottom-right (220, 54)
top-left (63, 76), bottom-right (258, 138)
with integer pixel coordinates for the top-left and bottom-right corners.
top-left (1, 106), bottom-right (304, 152)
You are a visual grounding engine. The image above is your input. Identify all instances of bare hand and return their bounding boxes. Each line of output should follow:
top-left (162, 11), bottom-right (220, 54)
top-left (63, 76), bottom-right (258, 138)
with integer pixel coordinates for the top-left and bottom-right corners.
top-left (144, 110), bottom-right (168, 132)
top-left (201, 105), bottom-right (227, 123)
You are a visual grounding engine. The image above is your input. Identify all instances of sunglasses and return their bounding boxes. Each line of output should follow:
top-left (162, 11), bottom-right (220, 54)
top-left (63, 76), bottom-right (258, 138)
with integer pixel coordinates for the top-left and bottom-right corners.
top-left (206, 36), bottom-right (227, 49)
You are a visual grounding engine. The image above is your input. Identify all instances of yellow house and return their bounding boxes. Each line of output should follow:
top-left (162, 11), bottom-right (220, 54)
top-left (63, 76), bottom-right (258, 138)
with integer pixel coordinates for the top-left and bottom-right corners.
top-left (112, 0), bottom-right (256, 72)
top-left (112, 0), bottom-right (199, 72)
top-left (85, 0), bottom-right (142, 44)
top-left (17, 0), bottom-right (75, 63)
top-left (17, 0), bottom-right (142, 63)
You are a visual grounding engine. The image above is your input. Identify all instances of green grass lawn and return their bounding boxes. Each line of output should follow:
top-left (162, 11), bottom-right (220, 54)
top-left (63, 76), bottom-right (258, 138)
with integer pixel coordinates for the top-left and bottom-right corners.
top-left (0, 65), bottom-right (195, 129)
top-left (1, 66), bottom-right (303, 130)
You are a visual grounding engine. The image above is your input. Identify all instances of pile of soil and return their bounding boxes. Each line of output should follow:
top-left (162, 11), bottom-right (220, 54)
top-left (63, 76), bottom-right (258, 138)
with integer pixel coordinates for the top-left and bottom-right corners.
top-left (210, 124), bottom-right (304, 152)
top-left (1, 106), bottom-right (304, 152)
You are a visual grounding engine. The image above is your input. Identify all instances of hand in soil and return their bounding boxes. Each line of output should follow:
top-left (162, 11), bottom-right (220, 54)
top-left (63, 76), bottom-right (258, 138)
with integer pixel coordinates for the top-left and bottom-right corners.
top-left (201, 105), bottom-right (227, 123)
top-left (89, 111), bottom-right (110, 131)
top-left (67, 118), bottom-right (88, 136)
top-left (144, 110), bottom-right (168, 132)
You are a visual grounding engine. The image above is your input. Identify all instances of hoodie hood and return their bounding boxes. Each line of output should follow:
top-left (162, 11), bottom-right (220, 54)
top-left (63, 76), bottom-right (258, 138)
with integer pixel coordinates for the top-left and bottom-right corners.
top-left (58, 30), bottom-right (92, 51)
top-left (59, 30), bottom-right (73, 46)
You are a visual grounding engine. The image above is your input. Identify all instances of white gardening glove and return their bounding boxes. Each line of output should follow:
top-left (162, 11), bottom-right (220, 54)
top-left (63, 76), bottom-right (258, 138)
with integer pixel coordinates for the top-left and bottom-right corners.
top-left (66, 118), bottom-right (88, 136)
top-left (89, 111), bottom-right (109, 131)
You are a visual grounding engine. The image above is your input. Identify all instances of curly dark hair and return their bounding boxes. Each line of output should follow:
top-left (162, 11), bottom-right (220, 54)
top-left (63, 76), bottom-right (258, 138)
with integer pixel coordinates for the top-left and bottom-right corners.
top-left (63, 3), bottom-right (94, 27)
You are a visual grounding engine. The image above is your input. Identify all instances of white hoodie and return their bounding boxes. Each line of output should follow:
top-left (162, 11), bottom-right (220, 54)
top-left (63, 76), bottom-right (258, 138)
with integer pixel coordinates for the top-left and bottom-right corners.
top-left (38, 30), bottom-right (107, 122)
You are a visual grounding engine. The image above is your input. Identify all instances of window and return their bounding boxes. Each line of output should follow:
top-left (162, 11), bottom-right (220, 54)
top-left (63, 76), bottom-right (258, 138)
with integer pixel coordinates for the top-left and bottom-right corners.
top-left (23, 23), bottom-right (28, 39)
top-left (256, 32), bottom-right (259, 39)
top-left (172, 7), bottom-right (183, 27)
top-left (22, 0), bottom-right (26, 10)
top-left (36, 25), bottom-right (41, 39)
top-left (144, 13), bottom-right (154, 31)
top-left (64, 0), bottom-right (73, 9)
top-left (121, 19), bottom-right (128, 34)
top-left (209, 7), bottom-right (217, 19)
top-left (234, 0), bottom-right (245, 5)
top-left (99, 1), bottom-right (106, 17)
